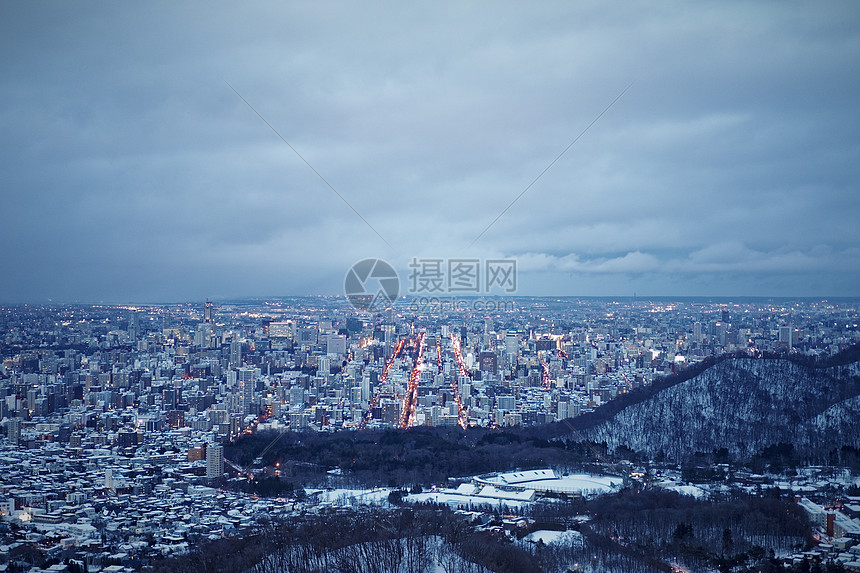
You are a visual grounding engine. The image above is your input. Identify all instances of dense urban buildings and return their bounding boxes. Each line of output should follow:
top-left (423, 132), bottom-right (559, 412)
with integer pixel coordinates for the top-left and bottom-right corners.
top-left (1, 297), bottom-right (859, 571)
top-left (4, 297), bottom-right (857, 437)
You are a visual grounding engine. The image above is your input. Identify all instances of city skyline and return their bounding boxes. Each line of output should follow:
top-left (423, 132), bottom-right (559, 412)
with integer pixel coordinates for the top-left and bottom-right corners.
top-left (2, 2), bottom-right (859, 303)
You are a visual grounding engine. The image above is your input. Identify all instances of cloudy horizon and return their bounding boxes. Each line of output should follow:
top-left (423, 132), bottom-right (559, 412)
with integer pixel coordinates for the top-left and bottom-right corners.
top-left (2, 1), bottom-right (859, 303)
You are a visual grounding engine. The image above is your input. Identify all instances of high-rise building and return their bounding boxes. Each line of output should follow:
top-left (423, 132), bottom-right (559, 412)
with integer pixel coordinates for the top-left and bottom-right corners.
top-left (318, 356), bottom-right (331, 377)
top-left (290, 385), bottom-right (305, 407)
top-left (204, 301), bottom-right (213, 324)
top-left (194, 324), bottom-right (211, 347)
top-left (290, 411), bottom-right (309, 429)
top-left (505, 330), bottom-right (519, 355)
top-left (346, 317), bottom-right (364, 334)
top-left (692, 322), bottom-right (703, 343)
top-left (361, 377), bottom-right (371, 403)
top-left (779, 325), bottom-right (793, 347)
top-left (7, 417), bottom-right (21, 445)
top-left (382, 324), bottom-right (395, 345)
top-left (430, 405), bottom-right (442, 426)
top-left (206, 443), bottom-right (224, 479)
top-left (238, 368), bottom-right (256, 415)
top-left (460, 382), bottom-right (470, 399)
top-left (128, 312), bottom-right (139, 342)
top-left (166, 410), bottom-right (185, 428)
top-left (327, 334), bottom-right (347, 356)
top-left (162, 388), bottom-right (177, 411)
top-left (557, 400), bottom-right (569, 421)
top-left (230, 339), bottom-right (242, 367)
top-left (479, 352), bottom-right (498, 375)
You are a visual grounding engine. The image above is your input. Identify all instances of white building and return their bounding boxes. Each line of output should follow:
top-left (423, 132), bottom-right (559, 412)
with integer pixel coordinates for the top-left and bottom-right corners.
top-left (206, 444), bottom-right (224, 479)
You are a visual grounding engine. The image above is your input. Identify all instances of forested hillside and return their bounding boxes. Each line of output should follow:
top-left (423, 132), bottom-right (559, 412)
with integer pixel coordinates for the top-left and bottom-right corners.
top-left (579, 355), bottom-right (860, 461)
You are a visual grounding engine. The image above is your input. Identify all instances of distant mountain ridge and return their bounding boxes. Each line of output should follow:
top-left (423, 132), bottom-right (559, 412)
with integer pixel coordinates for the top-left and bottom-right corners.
top-left (572, 349), bottom-right (860, 462)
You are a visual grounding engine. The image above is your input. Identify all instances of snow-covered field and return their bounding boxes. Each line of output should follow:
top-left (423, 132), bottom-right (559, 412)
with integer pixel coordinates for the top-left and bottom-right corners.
top-left (519, 474), bottom-right (620, 496)
top-left (663, 484), bottom-right (708, 499)
top-left (404, 471), bottom-right (621, 508)
top-left (522, 529), bottom-right (584, 547)
top-left (480, 471), bottom-right (621, 497)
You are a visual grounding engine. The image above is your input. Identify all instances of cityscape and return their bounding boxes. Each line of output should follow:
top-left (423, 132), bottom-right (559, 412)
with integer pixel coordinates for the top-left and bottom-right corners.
top-left (3, 1), bottom-right (860, 572)
top-left (1, 297), bottom-right (860, 571)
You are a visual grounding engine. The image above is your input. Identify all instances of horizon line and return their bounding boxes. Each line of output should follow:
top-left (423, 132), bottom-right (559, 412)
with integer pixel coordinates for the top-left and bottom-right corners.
top-left (3, 293), bottom-right (859, 307)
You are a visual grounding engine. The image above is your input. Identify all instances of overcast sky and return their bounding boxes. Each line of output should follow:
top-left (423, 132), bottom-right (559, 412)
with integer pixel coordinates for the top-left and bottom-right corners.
top-left (2, 1), bottom-right (859, 303)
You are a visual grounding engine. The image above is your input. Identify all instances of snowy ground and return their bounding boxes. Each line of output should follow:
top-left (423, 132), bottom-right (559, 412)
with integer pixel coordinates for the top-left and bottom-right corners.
top-left (480, 472), bottom-right (621, 497)
top-left (522, 529), bottom-right (584, 547)
top-left (307, 488), bottom-right (392, 505)
top-left (405, 471), bottom-right (621, 508)
top-left (655, 481), bottom-right (709, 499)
top-left (521, 474), bottom-right (621, 496)
top-left (406, 491), bottom-right (531, 510)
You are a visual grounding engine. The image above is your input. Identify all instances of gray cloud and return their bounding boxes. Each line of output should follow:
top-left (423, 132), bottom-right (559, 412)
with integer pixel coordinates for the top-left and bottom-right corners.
top-left (1, 1), bottom-right (858, 302)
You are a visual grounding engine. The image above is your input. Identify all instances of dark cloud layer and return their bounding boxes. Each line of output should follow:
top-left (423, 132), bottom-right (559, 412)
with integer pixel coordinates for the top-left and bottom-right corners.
top-left (1, 1), bottom-right (858, 302)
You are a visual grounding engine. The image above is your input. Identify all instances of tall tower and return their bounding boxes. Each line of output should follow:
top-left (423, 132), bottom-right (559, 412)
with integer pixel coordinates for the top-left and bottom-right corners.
top-left (505, 330), bottom-right (519, 355)
top-left (128, 312), bottom-right (139, 342)
top-left (7, 417), bottom-right (22, 445)
top-left (238, 368), bottom-right (256, 415)
top-left (204, 300), bottom-right (213, 324)
top-left (230, 339), bottom-right (242, 367)
top-left (206, 443), bottom-right (224, 479)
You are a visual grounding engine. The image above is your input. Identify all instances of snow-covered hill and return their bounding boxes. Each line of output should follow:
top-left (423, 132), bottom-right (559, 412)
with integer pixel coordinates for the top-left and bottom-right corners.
top-left (579, 357), bottom-right (860, 461)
